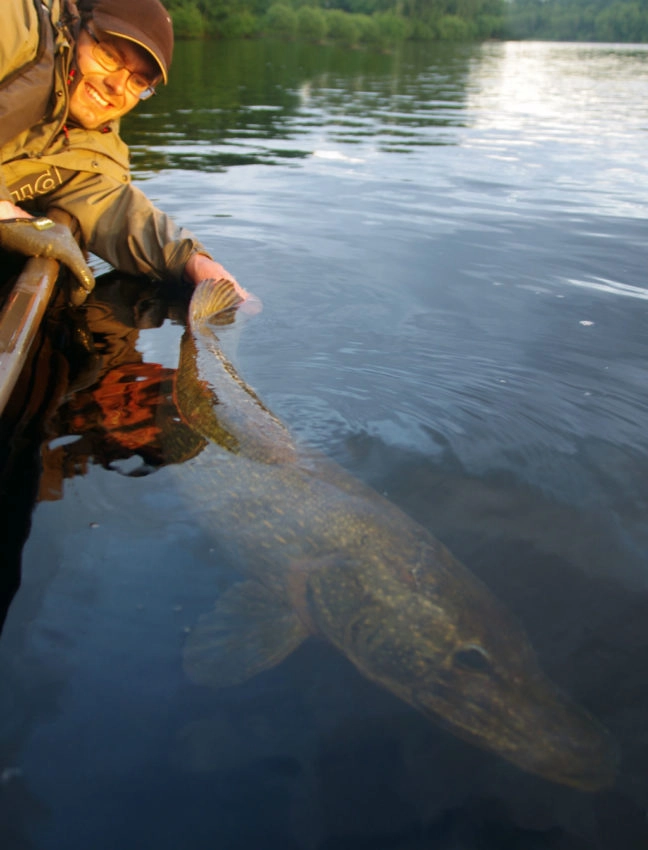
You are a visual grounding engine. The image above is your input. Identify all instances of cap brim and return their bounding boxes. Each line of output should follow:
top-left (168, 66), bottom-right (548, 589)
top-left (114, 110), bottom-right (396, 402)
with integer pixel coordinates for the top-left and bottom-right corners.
top-left (93, 17), bottom-right (168, 83)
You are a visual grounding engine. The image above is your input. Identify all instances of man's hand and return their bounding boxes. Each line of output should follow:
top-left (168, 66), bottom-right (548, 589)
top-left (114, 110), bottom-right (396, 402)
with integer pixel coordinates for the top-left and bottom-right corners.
top-left (0, 200), bottom-right (33, 220)
top-left (183, 253), bottom-right (261, 314)
top-left (0, 215), bottom-right (95, 298)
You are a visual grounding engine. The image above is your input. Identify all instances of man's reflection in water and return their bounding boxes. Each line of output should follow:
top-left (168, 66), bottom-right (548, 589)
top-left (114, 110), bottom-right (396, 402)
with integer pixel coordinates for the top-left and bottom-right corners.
top-left (0, 275), bottom-right (204, 633)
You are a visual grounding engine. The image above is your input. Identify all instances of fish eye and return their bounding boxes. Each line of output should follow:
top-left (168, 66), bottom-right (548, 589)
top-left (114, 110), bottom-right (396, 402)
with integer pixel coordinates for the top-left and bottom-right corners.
top-left (452, 645), bottom-right (493, 674)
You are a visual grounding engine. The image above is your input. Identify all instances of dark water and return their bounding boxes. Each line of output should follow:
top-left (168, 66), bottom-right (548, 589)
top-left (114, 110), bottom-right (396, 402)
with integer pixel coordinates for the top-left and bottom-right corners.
top-left (2, 39), bottom-right (648, 849)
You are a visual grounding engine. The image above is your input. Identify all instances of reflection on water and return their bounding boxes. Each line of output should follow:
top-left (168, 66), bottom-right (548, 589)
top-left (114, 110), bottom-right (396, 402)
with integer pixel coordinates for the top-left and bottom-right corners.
top-left (462, 42), bottom-right (648, 223)
top-left (2, 39), bottom-right (648, 850)
top-left (126, 40), bottom-right (476, 172)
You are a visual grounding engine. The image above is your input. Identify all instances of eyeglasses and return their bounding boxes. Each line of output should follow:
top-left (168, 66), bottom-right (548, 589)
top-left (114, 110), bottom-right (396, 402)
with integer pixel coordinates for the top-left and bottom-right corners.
top-left (85, 26), bottom-right (158, 100)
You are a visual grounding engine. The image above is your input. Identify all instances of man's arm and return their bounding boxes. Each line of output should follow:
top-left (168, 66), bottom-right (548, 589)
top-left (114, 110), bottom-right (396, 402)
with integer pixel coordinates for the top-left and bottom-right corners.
top-left (79, 180), bottom-right (259, 307)
top-left (22, 165), bottom-right (257, 306)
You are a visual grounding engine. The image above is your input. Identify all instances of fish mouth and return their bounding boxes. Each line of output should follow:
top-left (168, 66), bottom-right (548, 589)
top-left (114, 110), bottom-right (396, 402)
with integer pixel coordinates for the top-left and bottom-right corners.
top-left (520, 711), bottom-right (619, 792)
top-left (418, 683), bottom-right (618, 792)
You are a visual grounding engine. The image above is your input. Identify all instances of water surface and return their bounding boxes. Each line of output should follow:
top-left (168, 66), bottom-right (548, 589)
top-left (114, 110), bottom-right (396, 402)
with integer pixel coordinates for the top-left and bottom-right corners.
top-left (1, 39), bottom-right (648, 850)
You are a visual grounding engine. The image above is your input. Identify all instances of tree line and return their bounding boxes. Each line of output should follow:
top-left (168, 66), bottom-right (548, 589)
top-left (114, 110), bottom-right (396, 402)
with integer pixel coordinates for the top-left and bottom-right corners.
top-left (164, 0), bottom-right (648, 43)
top-left (507, 0), bottom-right (648, 42)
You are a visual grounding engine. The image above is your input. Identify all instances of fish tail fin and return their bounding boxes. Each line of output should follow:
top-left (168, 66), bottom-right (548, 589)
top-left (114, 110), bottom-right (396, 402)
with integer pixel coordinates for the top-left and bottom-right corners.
top-left (189, 278), bottom-right (244, 329)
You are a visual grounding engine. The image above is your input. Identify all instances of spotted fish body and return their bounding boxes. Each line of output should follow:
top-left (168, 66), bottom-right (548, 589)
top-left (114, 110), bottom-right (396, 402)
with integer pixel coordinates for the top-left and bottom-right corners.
top-left (175, 279), bottom-right (616, 792)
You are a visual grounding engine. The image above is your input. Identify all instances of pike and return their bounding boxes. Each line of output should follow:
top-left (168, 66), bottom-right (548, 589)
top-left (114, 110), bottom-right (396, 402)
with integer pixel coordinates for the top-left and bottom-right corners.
top-left (174, 279), bottom-right (616, 792)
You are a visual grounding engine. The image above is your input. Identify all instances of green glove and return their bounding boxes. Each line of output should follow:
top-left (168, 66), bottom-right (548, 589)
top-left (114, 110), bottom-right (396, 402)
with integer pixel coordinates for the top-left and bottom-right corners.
top-left (0, 216), bottom-right (95, 297)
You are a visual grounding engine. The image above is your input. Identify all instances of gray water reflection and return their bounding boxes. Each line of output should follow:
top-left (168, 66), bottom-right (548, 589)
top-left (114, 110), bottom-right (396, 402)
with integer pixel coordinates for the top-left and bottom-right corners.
top-left (2, 38), bottom-right (648, 850)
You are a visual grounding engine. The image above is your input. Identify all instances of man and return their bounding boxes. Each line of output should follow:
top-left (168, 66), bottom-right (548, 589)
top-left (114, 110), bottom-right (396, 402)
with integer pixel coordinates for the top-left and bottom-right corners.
top-left (0, 0), bottom-right (249, 303)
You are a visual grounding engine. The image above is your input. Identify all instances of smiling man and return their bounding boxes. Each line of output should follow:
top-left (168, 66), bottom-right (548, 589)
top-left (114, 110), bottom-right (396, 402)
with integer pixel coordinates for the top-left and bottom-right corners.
top-left (0, 0), bottom-right (248, 301)
top-left (69, 23), bottom-right (162, 130)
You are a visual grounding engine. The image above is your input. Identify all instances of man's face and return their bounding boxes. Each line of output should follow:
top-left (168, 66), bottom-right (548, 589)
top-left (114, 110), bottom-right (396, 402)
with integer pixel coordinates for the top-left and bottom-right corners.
top-left (69, 27), bottom-right (159, 129)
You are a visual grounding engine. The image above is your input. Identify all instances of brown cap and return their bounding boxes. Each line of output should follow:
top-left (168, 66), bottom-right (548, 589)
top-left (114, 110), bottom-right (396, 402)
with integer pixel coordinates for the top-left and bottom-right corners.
top-left (89, 0), bottom-right (174, 84)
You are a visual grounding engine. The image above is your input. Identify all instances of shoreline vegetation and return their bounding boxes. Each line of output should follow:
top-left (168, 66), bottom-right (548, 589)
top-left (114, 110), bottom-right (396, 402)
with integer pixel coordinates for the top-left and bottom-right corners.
top-left (166, 0), bottom-right (648, 46)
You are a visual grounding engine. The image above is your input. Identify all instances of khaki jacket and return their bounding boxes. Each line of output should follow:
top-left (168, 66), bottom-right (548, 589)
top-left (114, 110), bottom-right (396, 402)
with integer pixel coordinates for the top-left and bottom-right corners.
top-left (0, 0), bottom-right (209, 281)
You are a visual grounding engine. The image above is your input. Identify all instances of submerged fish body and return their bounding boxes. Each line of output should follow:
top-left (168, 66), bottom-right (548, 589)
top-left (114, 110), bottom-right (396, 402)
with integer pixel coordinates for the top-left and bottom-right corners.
top-left (175, 280), bottom-right (617, 792)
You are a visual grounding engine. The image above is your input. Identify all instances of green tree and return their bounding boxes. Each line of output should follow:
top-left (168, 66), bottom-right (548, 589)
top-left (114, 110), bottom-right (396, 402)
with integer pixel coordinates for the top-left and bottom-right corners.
top-left (169, 1), bottom-right (206, 38)
top-left (265, 3), bottom-right (299, 37)
top-left (507, 0), bottom-right (648, 41)
top-left (218, 10), bottom-right (259, 37)
top-left (325, 8), bottom-right (361, 44)
top-left (374, 11), bottom-right (411, 42)
top-left (296, 5), bottom-right (328, 40)
top-left (596, 1), bottom-right (645, 39)
top-left (436, 13), bottom-right (474, 38)
top-left (353, 13), bottom-right (382, 44)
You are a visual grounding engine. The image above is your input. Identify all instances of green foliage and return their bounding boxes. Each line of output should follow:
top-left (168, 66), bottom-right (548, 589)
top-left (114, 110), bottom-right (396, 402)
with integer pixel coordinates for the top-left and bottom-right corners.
top-left (434, 14), bottom-right (474, 40)
top-left (265, 3), bottom-right (299, 37)
top-left (479, 14), bottom-right (507, 38)
top-left (352, 13), bottom-right (382, 44)
top-left (507, 0), bottom-right (648, 41)
top-left (163, 0), bottom-right (648, 46)
top-left (595, 2), bottom-right (647, 40)
top-left (373, 12), bottom-right (410, 42)
top-left (325, 9), bottom-right (361, 45)
top-left (170, 2), bottom-right (206, 38)
top-left (408, 18), bottom-right (437, 40)
top-left (164, 0), bottom-right (497, 46)
top-left (296, 5), bottom-right (328, 41)
top-left (212, 11), bottom-right (259, 38)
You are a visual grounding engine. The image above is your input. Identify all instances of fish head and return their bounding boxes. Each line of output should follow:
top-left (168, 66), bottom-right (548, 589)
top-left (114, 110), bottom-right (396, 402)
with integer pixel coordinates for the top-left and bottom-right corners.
top-left (411, 607), bottom-right (618, 792)
top-left (308, 540), bottom-right (617, 791)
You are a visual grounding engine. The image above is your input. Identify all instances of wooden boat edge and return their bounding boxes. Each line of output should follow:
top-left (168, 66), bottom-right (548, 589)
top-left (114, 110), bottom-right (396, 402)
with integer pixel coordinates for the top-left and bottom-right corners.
top-left (0, 256), bottom-right (60, 417)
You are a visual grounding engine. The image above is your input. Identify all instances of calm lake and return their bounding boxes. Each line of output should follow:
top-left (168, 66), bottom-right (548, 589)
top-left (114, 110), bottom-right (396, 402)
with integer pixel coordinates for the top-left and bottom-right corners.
top-left (1, 37), bottom-right (648, 849)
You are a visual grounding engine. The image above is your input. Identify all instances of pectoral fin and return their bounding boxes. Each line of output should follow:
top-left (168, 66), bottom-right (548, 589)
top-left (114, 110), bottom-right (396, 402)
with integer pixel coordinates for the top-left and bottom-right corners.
top-left (183, 580), bottom-right (310, 688)
top-left (189, 278), bottom-right (243, 328)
